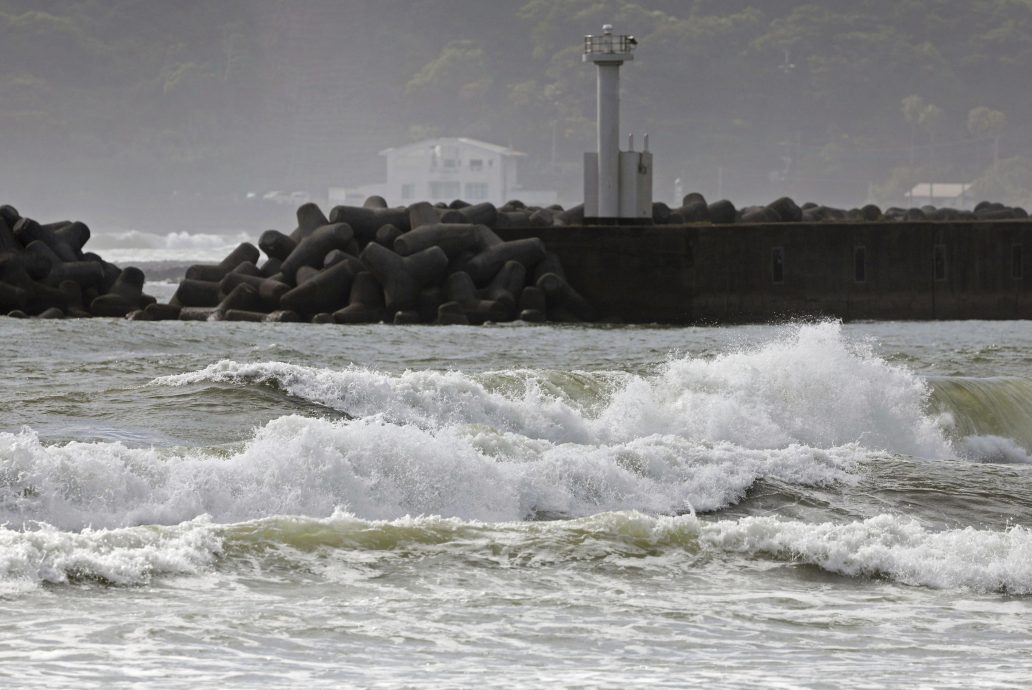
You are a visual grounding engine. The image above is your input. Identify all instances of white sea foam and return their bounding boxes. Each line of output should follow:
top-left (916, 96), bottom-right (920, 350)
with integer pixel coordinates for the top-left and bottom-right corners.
top-left (0, 422), bottom-right (860, 530)
top-left (157, 321), bottom-right (951, 456)
top-left (0, 321), bottom-right (961, 529)
top-left (545, 510), bottom-right (1032, 593)
top-left (2, 323), bottom-right (1015, 542)
top-left (228, 510), bottom-right (1032, 594)
top-left (86, 230), bottom-right (253, 263)
top-left (5, 508), bottom-right (1030, 594)
top-left (0, 518), bottom-right (219, 593)
top-left (691, 512), bottom-right (1032, 593)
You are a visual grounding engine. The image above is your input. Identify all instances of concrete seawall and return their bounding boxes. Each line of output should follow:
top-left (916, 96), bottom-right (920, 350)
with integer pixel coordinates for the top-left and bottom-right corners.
top-left (498, 221), bottom-right (1032, 323)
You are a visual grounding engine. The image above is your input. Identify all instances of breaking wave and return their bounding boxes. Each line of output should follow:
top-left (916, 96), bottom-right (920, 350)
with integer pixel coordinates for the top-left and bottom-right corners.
top-left (5, 511), bottom-right (1031, 595)
top-left (156, 321), bottom-right (952, 456)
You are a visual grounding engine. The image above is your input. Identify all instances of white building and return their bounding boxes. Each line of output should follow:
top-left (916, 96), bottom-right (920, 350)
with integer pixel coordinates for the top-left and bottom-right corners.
top-left (905, 183), bottom-right (973, 209)
top-left (329, 137), bottom-right (556, 207)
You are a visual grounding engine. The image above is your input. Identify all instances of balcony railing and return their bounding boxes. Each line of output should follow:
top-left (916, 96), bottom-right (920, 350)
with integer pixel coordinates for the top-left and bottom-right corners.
top-left (583, 34), bottom-right (636, 56)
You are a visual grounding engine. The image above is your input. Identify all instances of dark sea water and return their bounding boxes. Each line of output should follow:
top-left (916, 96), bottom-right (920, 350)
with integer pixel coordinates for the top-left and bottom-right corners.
top-left (1, 317), bottom-right (1031, 688)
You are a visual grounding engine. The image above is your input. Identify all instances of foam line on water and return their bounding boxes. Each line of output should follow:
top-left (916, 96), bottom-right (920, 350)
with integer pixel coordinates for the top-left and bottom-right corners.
top-left (89, 229), bottom-right (251, 250)
top-left (5, 510), bottom-right (1029, 594)
top-left (222, 510), bottom-right (1032, 594)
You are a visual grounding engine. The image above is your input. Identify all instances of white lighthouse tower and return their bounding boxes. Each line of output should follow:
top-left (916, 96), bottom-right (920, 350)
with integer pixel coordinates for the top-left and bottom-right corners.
top-left (583, 24), bottom-right (653, 223)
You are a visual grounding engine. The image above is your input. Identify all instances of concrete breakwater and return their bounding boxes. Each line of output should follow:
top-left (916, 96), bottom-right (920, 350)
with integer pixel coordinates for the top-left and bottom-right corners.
top-left (158, 193), bottom-right (1032, 326)
top-left (500, 219), bottom-right (1032, 323)
top-left (652, 193), bottom-right (1029, 225)
top-left (5, 193), bottom-right (1032, 325)
top-left (153, 199), bottom-right (592, 325)
top-left (0, 205), bottom-right (156, 318)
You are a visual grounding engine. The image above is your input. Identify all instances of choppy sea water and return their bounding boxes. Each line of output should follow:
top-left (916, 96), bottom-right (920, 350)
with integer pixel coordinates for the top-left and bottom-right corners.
top-left (2, 318), bottom-right (1031, 688)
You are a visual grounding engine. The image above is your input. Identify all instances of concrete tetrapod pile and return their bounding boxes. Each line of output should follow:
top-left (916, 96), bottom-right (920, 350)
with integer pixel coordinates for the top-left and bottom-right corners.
top-left (651, 194), bottom-right (1030, 225)
top-left (0, 204), bottom-right (156, 319)
top-left (162, 198), bottom-right (592, 325)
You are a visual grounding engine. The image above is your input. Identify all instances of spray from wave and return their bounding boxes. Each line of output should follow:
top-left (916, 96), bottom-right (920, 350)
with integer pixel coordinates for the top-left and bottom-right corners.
top-left (158, 321), bottom-right (952, 455)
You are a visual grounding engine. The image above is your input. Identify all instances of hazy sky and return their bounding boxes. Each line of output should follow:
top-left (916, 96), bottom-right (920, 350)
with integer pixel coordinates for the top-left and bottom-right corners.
top-left (2, 0), bottom-right (1030, 230)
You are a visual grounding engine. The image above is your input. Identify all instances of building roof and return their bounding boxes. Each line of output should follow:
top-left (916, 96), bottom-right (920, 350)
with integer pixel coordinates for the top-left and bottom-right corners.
top-left (907, 183), bottom-right (971, 198)
top-left (379, 137), bottom-right (526, 158)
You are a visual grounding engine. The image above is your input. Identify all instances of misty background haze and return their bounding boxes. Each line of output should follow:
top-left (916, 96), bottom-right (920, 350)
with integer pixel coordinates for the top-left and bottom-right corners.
top-left (2, 0), bottom-right (1032, 233)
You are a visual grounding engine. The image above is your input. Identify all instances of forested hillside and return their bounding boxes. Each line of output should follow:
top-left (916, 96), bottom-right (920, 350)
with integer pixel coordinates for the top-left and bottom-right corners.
top-left (2, 0), bottom-right (1032, 225)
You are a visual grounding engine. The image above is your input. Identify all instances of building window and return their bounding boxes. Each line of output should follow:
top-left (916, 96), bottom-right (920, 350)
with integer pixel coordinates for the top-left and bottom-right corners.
top-left (1013, 244), bottom-right (1023, 280)
top-left (465, 182), bottom-right (488, 200)
top-left (771, 247), bottom-right (784, 284)
top-left (401, 183), bottom-right (414, 200)
top-left (429, 181), bottom-right (461, 199)
top-left (934, 244), bottom-right (947, 282)
top-left (854, 246), bottom-right (866, 283)
top-left (469, 159), bottom-right (484, 172)
top-left (443, 158), bottom-right (459, 169)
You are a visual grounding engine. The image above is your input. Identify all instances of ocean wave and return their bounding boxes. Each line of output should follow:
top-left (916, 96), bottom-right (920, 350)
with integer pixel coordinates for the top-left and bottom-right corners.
top-left (237, 510), bottom-right (1032, 594)
top-left (5, 510), bottom-right (1029, 595)
top-left (0, 517), bottom-right (219, 594)
top-left (958, 435), bottom-right (1032, 464)
top-left (155, 322), bottom-right (951, 457)
top-left (695, 512), bottom-right (1032, 594)
top-left (1, 321), bottom-right (964, 529)
top-left (930, 377), bottom-right (1032, 453)
top-left (0, 421), bottom-right (860, 529)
